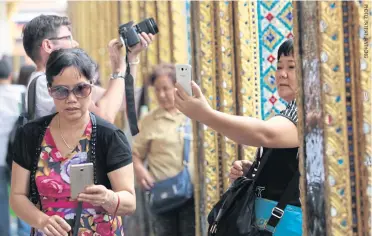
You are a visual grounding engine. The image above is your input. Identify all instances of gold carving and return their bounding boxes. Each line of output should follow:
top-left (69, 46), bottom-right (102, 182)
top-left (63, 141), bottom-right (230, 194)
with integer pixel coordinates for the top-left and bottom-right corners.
top-left (356, 1), bottom-right (372, 234)
top-left (235, 1), bottom-right (261, 162)
top-left (199, 1), bottom-right (220, 215)
top-left (319, 2), bottom-right (353, 235)
top-left (215, 1), bottom-right (238, 191)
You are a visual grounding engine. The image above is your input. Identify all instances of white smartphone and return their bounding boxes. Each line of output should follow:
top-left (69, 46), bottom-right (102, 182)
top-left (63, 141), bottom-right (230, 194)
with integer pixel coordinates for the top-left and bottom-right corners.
top-left (70, 163), bottom-right (94, 199)
top-left (175, 64), bottom-right (192, 96)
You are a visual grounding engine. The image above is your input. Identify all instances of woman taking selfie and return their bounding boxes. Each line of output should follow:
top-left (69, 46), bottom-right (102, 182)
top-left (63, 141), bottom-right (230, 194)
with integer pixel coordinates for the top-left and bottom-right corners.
top-left (10, 48), bottom-right (134, 236)
top-left (175, 39), bottom-right (302, 235)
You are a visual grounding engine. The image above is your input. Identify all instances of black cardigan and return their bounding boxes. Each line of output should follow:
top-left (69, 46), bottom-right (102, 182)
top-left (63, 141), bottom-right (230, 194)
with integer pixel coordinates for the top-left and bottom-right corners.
top-left (11, 113), bottom-right (132, 206)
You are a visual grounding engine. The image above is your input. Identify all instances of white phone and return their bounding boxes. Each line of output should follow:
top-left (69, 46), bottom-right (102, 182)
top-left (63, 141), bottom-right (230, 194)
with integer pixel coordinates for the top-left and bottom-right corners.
top-left (70, 163), bottom-right (94, 199)
top-left (176, 64), bottom-right (192, 96)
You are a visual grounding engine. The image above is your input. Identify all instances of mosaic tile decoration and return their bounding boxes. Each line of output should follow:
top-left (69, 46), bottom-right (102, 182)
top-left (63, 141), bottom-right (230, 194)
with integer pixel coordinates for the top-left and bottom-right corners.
top-left (257, 0), bottom-right (293, 120)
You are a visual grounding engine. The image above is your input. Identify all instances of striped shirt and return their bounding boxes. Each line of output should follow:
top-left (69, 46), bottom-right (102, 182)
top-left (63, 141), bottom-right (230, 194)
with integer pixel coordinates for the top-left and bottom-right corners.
top-left (276, 100), bottom-right (298, 125)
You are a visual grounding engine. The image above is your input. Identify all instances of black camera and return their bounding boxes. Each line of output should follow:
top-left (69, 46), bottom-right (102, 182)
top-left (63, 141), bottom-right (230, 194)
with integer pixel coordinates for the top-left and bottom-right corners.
top-left (119, 18), bottom-right (159, 48)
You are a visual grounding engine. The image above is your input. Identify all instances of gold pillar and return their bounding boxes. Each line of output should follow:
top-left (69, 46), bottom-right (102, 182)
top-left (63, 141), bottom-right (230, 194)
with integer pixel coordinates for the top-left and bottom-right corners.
top-left (356, 1), bottom-right (372, 234)
top-left (319, 2), bottom-right (353, 235)
top-left (170, 1), bottom-right (188, 64)
top-left (144, 1), bottom-right (159, 111)
top-left (197, 1), bottom-right (221, 215)
top-left (234, 1), bottom-right (261, 163)
top-left (156, 1), bottom-right (172, 63)
top-left (215, 1), bottom-right (239, 191)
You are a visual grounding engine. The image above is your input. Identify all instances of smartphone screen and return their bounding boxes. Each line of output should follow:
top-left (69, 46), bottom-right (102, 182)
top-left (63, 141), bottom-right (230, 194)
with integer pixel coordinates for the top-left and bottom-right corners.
top-left (70, 163), bottom-right (94, 199)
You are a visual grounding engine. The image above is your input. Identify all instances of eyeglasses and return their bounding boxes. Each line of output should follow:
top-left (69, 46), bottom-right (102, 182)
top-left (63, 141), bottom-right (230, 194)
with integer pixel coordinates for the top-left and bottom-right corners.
top-left (48, 35), bottom-right (73, 42)
top-left (49, 83), bottom-right (93, 100)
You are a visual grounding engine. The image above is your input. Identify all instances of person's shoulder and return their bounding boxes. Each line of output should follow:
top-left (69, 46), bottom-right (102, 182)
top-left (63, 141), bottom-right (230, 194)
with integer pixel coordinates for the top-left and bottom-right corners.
top-left (95, 114), bottom-right (121, 133)
top-left (277, 100), bottom-right (298, 124)
top-left (139, 108), bottom-right (161, 125)
top-left (21, 114), bottom-right (54, 135)
top-left (29, 72), bottom-right (46, 87)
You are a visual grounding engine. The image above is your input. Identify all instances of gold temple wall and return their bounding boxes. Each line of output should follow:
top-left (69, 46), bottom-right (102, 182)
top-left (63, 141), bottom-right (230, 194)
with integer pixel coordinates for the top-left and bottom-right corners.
top-left (66, 1), bottom-right (371, 235)
top-left (296, 1), bottom-right (371, 235)
top-left (319, 2), bottom-right (353, 235)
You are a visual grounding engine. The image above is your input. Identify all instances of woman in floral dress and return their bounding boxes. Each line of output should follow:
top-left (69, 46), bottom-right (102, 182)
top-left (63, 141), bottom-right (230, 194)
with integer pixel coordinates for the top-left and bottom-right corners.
top-left (9, 48), bottom-right (137, 236)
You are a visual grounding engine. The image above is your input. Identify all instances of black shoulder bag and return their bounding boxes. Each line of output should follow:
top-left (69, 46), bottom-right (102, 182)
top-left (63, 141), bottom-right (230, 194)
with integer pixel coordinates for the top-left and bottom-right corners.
top-left (207, 148), bottom-right (299, 236)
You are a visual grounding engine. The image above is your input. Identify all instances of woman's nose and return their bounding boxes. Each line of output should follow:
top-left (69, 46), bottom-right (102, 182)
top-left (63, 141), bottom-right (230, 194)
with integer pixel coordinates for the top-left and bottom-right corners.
top-left (280, 70), bottom-right (288, 79)
top-left (159, 91), bottom-right (166, 98)
top-left (66, 91), bottom-right (78, 102)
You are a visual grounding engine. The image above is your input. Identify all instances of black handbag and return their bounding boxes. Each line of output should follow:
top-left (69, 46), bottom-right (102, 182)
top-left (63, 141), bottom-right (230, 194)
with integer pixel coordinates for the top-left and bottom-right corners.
top-left (207, 149), bottom-right (273, 236)
top-left (207, 147), bottom-right (300, 236)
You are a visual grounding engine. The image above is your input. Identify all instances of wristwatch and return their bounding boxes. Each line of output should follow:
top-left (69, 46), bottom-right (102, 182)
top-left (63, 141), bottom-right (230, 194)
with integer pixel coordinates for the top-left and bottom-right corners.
top-left (110, 71), bottom-right (126, 80)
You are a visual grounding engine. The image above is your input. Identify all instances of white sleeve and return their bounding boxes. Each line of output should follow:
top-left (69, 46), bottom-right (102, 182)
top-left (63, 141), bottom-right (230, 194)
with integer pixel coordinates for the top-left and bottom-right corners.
top-left (34, 75), bottom-right (56, 118)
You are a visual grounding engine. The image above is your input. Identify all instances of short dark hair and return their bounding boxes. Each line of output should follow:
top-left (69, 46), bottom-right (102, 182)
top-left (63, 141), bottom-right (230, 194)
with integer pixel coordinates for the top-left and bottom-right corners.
top-left (0, 59), bottom-right (11, 79)
top-left (23, 15), bottom-right (71, 62)
top-left (149, 63), bottom-right (176, 85)
top-left (277, 39), bottom-right (294, 60)
top-left (46, 48), bottom-right (97, 86)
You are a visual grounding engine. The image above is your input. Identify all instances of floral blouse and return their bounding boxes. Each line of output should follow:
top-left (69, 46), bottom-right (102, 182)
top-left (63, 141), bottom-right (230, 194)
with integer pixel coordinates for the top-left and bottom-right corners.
top-left (34, 121), bottom-right (124, 236)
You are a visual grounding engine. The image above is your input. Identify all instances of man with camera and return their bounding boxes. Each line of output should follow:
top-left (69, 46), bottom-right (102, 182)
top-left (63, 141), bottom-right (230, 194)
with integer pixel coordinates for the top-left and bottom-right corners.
top-left (22, 14), bottom-right (155, 123)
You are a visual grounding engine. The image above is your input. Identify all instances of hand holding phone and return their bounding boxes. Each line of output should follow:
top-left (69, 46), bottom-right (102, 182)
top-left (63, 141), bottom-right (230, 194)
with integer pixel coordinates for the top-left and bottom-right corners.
top-left (176, 64), bottom-right (192, 96)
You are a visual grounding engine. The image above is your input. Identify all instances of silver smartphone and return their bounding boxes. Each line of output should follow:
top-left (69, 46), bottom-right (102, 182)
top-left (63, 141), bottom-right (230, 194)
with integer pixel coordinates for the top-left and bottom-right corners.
top-left (70, 163), bottom-right (94, 199)
top-left (175, 64), bottom-right (192, 96)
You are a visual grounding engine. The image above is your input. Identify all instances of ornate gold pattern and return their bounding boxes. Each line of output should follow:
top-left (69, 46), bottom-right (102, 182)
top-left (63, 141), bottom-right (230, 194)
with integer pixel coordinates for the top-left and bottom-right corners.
top-left (234, 1), bottom-right (261, 162)
top-left (319, 2), bottom-right (353, 235)
top-left (170, 1), bottom-right (188, 64)
top-left (198, 1), bottom-right (220, 215)
top-left (215, 1), bottom-right (238, 191)
top-left (356, 1), bottom-right (372, 234)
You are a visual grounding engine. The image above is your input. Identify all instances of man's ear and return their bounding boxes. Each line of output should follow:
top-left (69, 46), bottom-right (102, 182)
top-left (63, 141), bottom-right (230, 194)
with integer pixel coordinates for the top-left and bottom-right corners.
top-left (41, 39), bottom-right (54, 54)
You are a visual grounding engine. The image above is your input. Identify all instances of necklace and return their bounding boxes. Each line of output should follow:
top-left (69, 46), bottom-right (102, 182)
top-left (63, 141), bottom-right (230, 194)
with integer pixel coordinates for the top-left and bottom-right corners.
top-left (58, 115), bottom-right (74, 150)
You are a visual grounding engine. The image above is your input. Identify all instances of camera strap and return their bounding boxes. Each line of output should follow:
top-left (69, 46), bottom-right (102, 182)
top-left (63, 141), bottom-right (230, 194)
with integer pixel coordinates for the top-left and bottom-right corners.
top-left (124, 48), bottom-right (139, 136)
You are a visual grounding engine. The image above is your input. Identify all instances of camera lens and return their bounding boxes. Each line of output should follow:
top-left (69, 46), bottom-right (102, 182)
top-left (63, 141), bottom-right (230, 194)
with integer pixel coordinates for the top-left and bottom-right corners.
top-left (181, 68), bottom-right (184, 71)
top-left (148, 18), bottom-right (159, 34)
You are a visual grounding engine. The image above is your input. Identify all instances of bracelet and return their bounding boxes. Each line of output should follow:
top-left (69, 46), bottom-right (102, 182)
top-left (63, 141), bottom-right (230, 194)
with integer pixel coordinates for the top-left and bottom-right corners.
top-left (110, 72), bottom-right (125, 80)
top-left (128, 57), bottom-right (140, 65)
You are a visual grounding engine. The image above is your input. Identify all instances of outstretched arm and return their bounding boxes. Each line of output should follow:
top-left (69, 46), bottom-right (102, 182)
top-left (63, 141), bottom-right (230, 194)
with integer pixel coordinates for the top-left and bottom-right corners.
top-left (174, 81), bottom-right (299, 148)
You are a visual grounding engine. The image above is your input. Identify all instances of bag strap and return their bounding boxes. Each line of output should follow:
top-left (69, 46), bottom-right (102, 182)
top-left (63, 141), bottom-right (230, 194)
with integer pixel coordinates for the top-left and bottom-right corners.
top-left (264, 154), bottom-right (300, 233)
top-left (124, 48), bottom-right (139, 136)
top-left (72, 113), bottom-right (96, 236)
top-left (21, 92), bottom-right (26, 113)
top-left (27, 74), bottom-right (42, 120)
top-left (245, 147), bottom-right (272, 182)
top-left (183, 118), bottom-right (192, 164)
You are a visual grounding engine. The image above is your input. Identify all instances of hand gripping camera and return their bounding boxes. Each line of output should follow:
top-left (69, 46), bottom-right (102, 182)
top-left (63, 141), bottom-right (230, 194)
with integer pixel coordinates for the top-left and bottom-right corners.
top-left (119, 17), bottom-right (159, 48)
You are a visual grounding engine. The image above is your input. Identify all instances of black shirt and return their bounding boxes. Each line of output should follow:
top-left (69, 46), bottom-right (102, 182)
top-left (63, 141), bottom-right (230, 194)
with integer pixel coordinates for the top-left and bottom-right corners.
top-left (252, 100), bottom-right (300, 207)
top-left (12, 113), bottom-right (132, 204)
